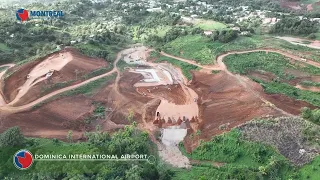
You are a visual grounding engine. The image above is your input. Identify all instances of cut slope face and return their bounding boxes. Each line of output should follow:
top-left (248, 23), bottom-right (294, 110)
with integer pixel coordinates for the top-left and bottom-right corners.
top-left (189, 71), bottom-right (284, 142)
top-left (8, 52), bottom-right (73, 105)
top-left (2, 48), bottom-right (108, 106)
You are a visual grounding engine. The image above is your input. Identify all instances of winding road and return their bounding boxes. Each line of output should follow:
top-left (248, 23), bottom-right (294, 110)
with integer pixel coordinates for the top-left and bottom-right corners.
top-left (160, 48), bottom-right (320, 116)
top-left (0, 64), bottom-right (15, 106)
top-left (0, 47), bottom-right (319, 114)
top-left (0, 50), bottom-right (124, 113)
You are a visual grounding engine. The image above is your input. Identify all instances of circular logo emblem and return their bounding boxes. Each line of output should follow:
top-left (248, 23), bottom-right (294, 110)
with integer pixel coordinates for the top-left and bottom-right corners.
top-left (16, 9), bottom-right (29, 22)
top-left (13, 149), bottom-right (33, 170)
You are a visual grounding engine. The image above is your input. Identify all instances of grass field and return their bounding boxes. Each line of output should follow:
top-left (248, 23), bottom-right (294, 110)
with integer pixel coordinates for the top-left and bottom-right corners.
top-left (224, 52), bottom-right (320, 106)
top-left (163, 35), bottom-right (214, 65)
top-left (298, 156), bottom-right (320, 180)
top-left (155, 55), bottom-right (200, 80)
top-left (224, 52), bottom-right (320, 77)
top-left (163, 34), bottom-right (320, 66)
top-left (194, 19), bottom-right (228, 31)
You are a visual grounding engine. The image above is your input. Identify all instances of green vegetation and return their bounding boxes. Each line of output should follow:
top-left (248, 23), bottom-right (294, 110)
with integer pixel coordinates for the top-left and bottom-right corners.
top-left (40, 80), bottom-right (75, 96)
top-left (270, 17), bottom-right (319, 36)
top-left (298, 156), bottom-right (320, 180)
top-left (176, 126), bottom-right (320, 180)
top-left (194, 19), bottom-right (228, 31)
top-left (32, 74), bottom-right (116, 110)
top-left (0, 126), bottom-right (172, 179)
top-left (187, 130), bottom-right (282, 165)
top-left (84, 103), bottom-right (106, 125)
top-left (0, 0), bottom-right (129, 65)
top-left (155, 55), bottom-right (200, 80)
top-left (0, 127), bottom-right (25, 148)
top-left (301, 80), bottom-right (320, 87)
top-left (315, 33), bottom-right (320, 40)
top-left (0, 42), bottom-right (10, 52)
top-left (163, 35), bottom-right (213, 65)
top-left (83, 66), bottom-right (113, 79)
top-left (212, 70), bottom-right (221, 74)
top-left (39, 66), bottom-right (113, 96)
top-left (224, 52), bottom-right (320, 106)
top-left (61, 74), bottom-right (116, 97)
top-left (132, 25), bottom-right (171, 41)
top-left (176, 130), bottom-right (296, 179)
top-left (302, 107), bottom-right (320, 125)
top-left (224, 52), bottom-right (320, 78)
top-left (257, 80), bottom-right (320, 107)
top-left (75, 42), bottom-right (123, 63)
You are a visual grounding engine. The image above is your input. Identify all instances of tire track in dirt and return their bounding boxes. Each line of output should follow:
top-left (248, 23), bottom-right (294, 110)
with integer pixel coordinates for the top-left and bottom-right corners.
top-left (161, 48), bottom-right (320, 116)
top-left (0, 64), bottom-right (16, 106)
top-left (0, 50), bottom-right (125, 114)
top-left (1, 48), bottom-right (319, 115)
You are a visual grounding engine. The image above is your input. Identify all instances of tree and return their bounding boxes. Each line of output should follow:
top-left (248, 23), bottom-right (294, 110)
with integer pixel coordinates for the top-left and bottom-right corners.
top-left (125, 165), bottom-right (143, 180)
top-left (0, 126), bottom-right (25, 147)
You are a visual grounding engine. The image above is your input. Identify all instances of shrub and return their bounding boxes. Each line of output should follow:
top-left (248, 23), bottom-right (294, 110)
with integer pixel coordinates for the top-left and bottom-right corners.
top-left (0, 127), bottom-right (25, 147)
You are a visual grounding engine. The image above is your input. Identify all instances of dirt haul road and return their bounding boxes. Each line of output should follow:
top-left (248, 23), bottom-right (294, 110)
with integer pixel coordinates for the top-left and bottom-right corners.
top-left (161, 49), bottom-right (320, 116)
top-left (0, 64), bottom-right (16, 106)
top-left (0, 51), bottom-right (124, 114)
top-left (1, 48), bottom-right (319, 114)
top-left (8, 52), bottom-right (74, 105)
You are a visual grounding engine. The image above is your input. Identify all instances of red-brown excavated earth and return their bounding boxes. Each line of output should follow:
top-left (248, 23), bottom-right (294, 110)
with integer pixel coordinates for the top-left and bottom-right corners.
top-left (110, 71), bottom-right (153, 125)
top-left (184, 70), bottom-right (319, 151)
top-left (137, 84), bottom-right (187, 105)
top-left (263, 94), bottom-right (317, 115)
top-left (3, 48), bottom-right (108, 106)
top-left (0, 78), bottom-right (116, 140)
top-left (280, 0), bottom-right (301, 10)
top-left (190, 71), bottom-right (283, 138)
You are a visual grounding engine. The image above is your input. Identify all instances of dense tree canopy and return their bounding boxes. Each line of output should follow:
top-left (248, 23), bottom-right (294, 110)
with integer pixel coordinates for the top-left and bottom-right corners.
top-left (270, 17), bottom-right (319, 36)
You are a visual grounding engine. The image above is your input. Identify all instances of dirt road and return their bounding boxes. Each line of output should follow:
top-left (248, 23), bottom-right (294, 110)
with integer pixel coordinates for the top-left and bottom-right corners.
top-left (0, 64), bottom-right (15, 106)
top-left (160, 51), bottom-right (221, 70)
top-left (275, 36), bottom-right (320, 50)
top-left (0, 50), bottom-right (124, 113)
top-left (8, 52), bottom-right (73, 105)
top-left (1, 48), bottom-right (319, 114)
top-left (161, 48), bottom-right (320, 116)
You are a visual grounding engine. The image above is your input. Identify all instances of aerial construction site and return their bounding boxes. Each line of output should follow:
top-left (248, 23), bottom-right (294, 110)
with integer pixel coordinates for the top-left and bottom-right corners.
top-left (0, 45), bottom-right (319, 167)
